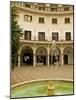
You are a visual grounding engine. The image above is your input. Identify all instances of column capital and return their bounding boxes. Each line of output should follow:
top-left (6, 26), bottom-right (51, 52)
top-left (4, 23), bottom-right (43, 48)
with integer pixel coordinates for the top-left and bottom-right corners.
top-left (33, 53), bottom-right (35, 55)
top-left (33, 51), bottom-right (36, 55)
top-left (61, 49), bottom-right (64, 54)
top-left (18, 47), bottom-right (22, 54)
top-left (33, 49), bottom-right (36, 55)
top-left (47, 50), bottom-right (50, 54)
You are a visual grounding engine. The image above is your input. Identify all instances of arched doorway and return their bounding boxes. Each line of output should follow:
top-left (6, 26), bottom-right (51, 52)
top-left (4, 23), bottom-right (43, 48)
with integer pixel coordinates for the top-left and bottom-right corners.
top-left (63, 47), bottom-right (73, 65)
top-left (49, 47), bottom-right (61, 65)
top-left (36, 47), bottom-right (47, 65)
top-left (21, 46), bottom-right (33, 66)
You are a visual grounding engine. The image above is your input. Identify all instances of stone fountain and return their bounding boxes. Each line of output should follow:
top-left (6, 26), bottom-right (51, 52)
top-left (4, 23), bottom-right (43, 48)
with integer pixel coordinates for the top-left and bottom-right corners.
top-left (48, 40), bottom-right (58, 96)
top-left (47, 81), bottom-right (55, 96)
top-left (11, 41), bottom-right (73, 98)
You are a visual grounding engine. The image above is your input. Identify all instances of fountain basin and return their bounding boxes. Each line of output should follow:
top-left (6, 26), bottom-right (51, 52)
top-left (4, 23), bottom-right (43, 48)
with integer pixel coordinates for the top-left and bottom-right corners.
top-left (11, 80), bottom-right (74, 98)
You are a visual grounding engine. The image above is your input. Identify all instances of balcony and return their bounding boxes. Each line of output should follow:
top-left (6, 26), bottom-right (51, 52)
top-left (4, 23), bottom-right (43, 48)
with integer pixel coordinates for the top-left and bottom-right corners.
top-left (20, 39), bottom-right (73, 45)
top-left (13, 2), bottom-right (73, 15)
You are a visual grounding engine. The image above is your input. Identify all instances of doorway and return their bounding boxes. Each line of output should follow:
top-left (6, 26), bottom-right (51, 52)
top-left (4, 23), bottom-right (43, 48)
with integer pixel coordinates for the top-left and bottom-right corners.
top-left (64, 55), bottom-right (68, 64)
top-left (37, 56), bottom-right (46, 65)
top-left (23, 52), bottom-right (33, 65)
top-left (49, 55), bottom-right (59, 64)
top-left (21, 46), bottom-right (33, 66)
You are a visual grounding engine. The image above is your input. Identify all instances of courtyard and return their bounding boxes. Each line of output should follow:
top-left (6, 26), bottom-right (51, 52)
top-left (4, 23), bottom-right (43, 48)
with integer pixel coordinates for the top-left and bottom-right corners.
top-left (11, 65), bottom-right (73, 85)
top-left (10, 2), bottom-right (74, 98)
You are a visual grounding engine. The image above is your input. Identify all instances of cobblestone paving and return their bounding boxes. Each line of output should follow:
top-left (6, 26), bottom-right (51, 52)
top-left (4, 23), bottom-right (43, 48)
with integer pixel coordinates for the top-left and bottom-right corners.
top-left (11, 65), bottom-right (73, 85)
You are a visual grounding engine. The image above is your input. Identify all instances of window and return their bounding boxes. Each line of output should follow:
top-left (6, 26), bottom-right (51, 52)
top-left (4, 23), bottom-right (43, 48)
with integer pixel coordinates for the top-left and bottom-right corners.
top-left (52, 18), bottom-right (57, 24)
top-left (65, 32), bottom-right (71, 40)
top-left (39, 7), bottom-right (45, 11)
top-left (64, 7), bottom-right (69, 11)
top-left (24, 15), bottom-right (32, 22)
top-left (51, 8), bottom-right (57, 11)
top-left (65, 18), bottom-right (70, 23)
top-left (24, 31), bottom-right (31, 40)
top-left (25, 4), bottom-right (30, 8)
top-left (39, 17), bottom-right (44, 23)
top-left (38, 32), bottom-right (45, 41)
top-left (52, 32), bottom-right (58, 41)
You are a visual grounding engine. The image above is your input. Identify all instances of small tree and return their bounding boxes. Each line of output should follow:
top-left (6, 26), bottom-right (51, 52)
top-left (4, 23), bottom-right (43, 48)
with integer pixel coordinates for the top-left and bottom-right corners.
top-left (11, 4), bottom-right (23, 69)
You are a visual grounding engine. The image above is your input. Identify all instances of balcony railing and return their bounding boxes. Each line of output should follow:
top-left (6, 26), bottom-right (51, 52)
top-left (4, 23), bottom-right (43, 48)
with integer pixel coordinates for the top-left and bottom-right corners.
top-left (12, 2), bottom-right (73, 13)
top-left (20, 39), bottom-right (73, 45)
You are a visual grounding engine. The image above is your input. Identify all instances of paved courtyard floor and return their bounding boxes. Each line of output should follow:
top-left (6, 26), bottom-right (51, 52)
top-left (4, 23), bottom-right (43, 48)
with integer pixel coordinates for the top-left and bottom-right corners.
top-left (11, 65), bottom-right (73, 85)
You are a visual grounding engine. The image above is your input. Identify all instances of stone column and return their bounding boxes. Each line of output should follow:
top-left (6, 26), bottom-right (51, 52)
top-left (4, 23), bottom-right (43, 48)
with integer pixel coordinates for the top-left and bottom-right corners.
top-left (18, 48), bottom-right (22, 68)
top-left (47, 51), bottom-right (50, 66)
top-left (18, 51), bottom-right (20, 68)
top-left (61, 50), bottom-right (63, 66)
top-left (33, 51), bottom-right (36, 67)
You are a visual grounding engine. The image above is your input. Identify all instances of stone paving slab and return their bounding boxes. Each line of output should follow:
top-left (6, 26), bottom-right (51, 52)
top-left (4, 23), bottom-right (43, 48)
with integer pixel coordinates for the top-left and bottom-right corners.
top-left (11, 65), bottom-right (73, 85)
